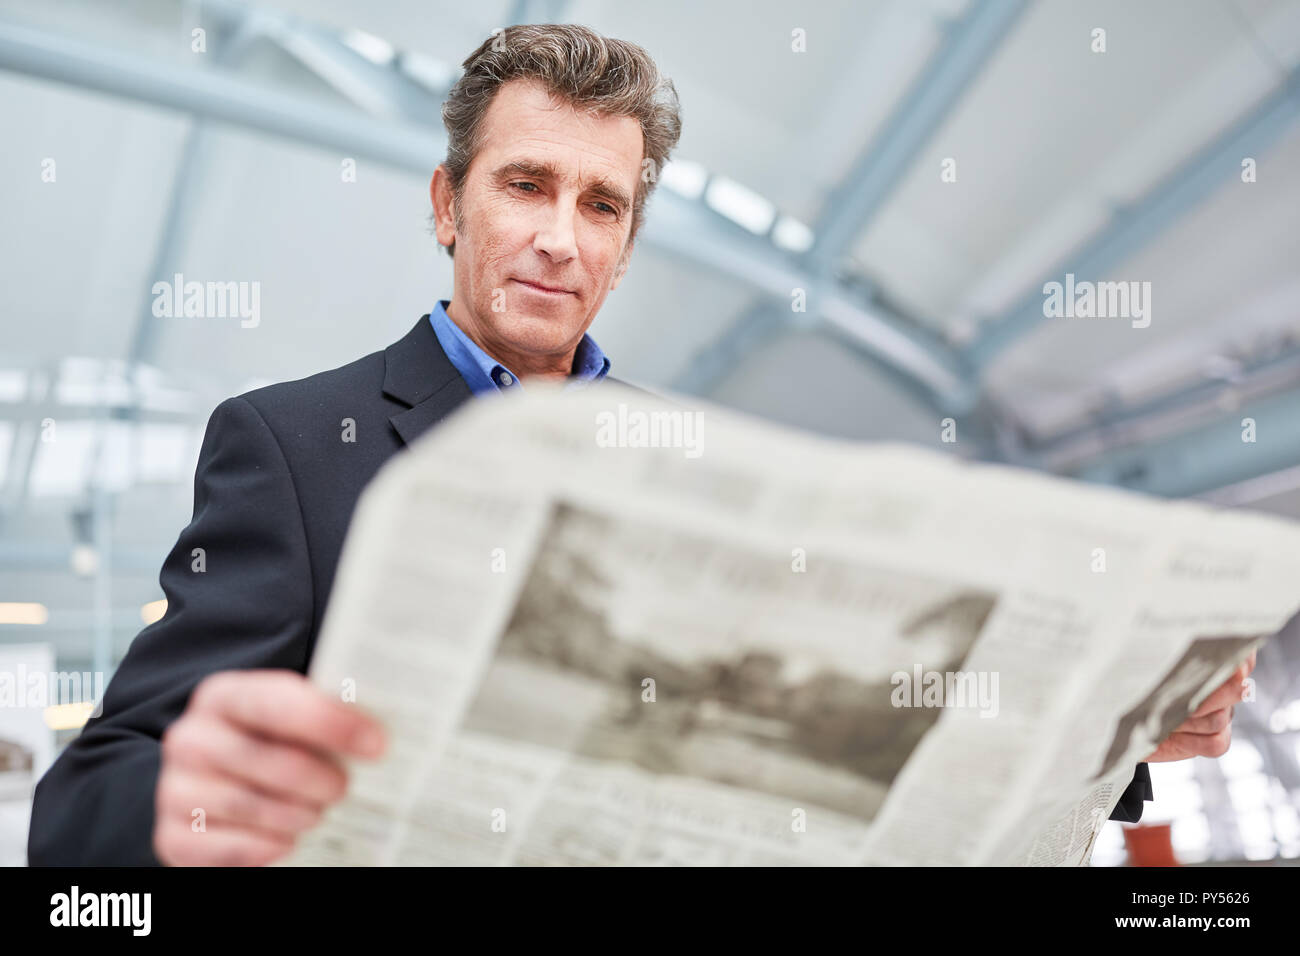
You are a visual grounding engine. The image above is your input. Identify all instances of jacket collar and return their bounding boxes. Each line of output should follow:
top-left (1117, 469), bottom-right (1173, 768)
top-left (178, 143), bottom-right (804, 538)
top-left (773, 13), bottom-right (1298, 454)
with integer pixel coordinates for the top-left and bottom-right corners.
top-left (382, 315), bottom-right (474, 447)
top-left (381, 312), bottom-right (647, 447)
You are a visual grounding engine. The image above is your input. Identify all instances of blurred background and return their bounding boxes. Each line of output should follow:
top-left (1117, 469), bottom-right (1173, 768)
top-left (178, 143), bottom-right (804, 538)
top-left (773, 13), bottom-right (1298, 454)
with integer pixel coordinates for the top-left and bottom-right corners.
top-left (1, 0), bottom-right (1299, 866)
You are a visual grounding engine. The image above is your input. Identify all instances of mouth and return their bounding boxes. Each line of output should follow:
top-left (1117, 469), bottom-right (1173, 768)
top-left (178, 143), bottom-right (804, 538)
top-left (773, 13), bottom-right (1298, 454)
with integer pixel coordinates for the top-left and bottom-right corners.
top-left (511, 278), bottom-right (574, 297)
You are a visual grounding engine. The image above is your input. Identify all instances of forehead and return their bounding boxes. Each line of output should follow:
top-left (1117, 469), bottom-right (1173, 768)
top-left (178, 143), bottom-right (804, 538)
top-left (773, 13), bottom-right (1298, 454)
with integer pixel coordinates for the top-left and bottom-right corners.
top-left (472, 79), bottom-right (644, 184)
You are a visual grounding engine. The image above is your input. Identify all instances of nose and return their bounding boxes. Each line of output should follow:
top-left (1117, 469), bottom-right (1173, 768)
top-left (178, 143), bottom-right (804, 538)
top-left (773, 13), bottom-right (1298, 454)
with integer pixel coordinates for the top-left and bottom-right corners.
top-left (533, 198), bottom-right (578, 264)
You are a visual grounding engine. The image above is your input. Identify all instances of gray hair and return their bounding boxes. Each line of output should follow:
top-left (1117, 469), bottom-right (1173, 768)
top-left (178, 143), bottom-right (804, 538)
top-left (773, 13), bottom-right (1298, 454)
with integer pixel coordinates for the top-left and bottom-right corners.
top-left (438, 23), bottom-right (682, 258)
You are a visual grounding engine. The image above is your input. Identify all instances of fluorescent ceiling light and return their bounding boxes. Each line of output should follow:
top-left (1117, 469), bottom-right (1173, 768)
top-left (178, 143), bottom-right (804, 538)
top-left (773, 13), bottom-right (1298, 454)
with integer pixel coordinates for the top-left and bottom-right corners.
top-left (342, 29), bottom-right (395, 65)
top-left (772, 216), bottom-right (815, 253)
top-left (141, 599), bottom-right (167, 625)
top-left (0, 602), bottom-right (48, 625)
top-left (0, 369), bottom-right (27, 402)
top-left (399, 51), bottom-right (458, 92)
top-left (661, 159), bottom-right (708, 200)
top-left (44, 701), bottom-right (94, 731)
top-left (705, 176), bottom-right (776, 235)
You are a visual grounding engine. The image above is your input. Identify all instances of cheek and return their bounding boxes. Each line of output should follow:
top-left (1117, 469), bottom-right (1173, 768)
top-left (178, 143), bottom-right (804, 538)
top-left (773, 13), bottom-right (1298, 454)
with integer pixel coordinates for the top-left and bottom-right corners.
top-left (578, 230), bottom-right (623, 276)
top-left (468, 197), bottom-right (529, 252)
top-left (468, 222), bottom-right (524, 276)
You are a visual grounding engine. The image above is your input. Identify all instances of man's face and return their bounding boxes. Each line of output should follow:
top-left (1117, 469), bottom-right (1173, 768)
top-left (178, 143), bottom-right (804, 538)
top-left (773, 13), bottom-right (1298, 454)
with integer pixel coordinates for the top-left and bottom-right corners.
top-left (431, 78), bottom-right (644, 376)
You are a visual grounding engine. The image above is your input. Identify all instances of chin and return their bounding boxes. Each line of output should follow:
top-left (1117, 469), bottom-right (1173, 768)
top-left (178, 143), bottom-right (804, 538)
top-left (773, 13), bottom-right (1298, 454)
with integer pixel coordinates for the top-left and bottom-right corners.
top-left (506, 308), bottom-right (583, 341)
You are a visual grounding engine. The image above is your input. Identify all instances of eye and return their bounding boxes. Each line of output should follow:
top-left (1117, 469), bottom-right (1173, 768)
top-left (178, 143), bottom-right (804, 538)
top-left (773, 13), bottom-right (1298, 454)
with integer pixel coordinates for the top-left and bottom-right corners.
top-left (591, 201), bottom-right (617, 216)
top-left (510, 181), bottom-right (539, 193)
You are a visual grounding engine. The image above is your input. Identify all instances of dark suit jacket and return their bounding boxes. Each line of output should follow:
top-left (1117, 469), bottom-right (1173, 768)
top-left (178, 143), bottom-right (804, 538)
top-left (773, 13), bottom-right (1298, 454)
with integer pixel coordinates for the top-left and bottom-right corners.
top-left (28, 314), bottom-right (1149, 865)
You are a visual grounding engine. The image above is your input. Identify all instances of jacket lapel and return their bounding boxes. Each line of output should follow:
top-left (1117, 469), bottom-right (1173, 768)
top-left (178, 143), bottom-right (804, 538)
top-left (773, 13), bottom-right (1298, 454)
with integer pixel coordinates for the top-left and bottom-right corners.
top-left (383, 315), bottom-right (475, 447)
top-left (382, 312), bottom-right (650, 447)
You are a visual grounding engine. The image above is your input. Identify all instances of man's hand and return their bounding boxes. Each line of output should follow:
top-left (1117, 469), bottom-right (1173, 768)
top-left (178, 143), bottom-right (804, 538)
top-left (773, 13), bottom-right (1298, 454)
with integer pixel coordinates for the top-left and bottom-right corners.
top-left (1143, 651), bottom-right (1255, 763)
top-left (153, 669), bottom-right (386, 866)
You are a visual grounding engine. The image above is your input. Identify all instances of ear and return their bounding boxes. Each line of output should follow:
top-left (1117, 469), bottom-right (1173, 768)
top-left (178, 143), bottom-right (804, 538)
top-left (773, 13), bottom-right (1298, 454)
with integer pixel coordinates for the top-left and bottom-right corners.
top-left (610, 238), bottom-right (634, 291)
top-left (429, 165), bottom-right (458, 250)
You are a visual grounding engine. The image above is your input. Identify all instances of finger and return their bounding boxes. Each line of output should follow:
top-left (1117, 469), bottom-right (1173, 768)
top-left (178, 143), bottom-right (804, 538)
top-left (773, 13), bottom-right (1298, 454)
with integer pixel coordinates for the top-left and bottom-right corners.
top-left (190, 670), bottom-right (386, 758)
top-left (1166, 725), bottom-right (1233, 759)
top-left (163, 715), bottom-right (349, 807)
top-left (157, 765), bottom-right (323, 838)
top-left (1190, 671), bottom-right (1250, 718)
top-left (1168, 707), bottom-right (1232, 736)
top-left (154, 816), bottom-right (293, 867)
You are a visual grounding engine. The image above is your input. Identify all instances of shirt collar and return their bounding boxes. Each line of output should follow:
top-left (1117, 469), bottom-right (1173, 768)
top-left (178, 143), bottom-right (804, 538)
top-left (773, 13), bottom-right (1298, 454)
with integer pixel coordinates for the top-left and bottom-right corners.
top-left (428, 300), bottom-right (609, 396)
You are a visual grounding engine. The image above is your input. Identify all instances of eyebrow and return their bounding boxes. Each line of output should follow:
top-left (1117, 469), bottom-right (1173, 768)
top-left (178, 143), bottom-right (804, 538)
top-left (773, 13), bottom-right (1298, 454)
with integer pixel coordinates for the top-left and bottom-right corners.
top-left (494, 160), bottom-right (632, 213)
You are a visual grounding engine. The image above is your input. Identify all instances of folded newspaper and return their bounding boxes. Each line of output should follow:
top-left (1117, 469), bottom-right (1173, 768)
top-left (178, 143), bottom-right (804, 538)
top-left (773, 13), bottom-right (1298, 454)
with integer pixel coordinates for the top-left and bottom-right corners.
top-left (285, 384), bottom-right (1300, 866)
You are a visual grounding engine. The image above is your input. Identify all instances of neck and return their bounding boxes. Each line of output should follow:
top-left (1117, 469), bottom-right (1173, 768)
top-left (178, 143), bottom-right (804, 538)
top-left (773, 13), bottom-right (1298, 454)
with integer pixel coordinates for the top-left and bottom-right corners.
top-left (445, 297), bottom-right (577, 380)
top-left (521, 368), bottom-right (570, 385)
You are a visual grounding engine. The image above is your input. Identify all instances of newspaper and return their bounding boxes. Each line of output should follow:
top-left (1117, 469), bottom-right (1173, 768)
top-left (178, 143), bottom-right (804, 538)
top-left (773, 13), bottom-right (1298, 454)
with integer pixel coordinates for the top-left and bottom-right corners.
top-left (284, 385), bottom-right (1300, 866)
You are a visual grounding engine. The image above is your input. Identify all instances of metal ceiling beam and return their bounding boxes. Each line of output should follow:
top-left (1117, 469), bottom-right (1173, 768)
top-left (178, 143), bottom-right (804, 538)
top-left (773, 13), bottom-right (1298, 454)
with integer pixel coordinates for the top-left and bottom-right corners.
top-left (968, 66), bottom-right (1300, 368)
top-left (1012, 340), bottom-right (1300, 472)
top-left (195, 0), bottom-right (448, 122)
top-left (271, 24), bottom-right (445, 124)
top-left (0, 364), bottom-right (56, 525)
top-left (105, 7), bottom-right (444, 426)
top-left (806, 0), bottom-right (1028, 266)
top-left (682, 0), bottom-right (1024, 410)
top-left (1201, 462), bottom-right (1300, 508)
top-left (1066, 386), bottom-right (1300, 498)
top-left (643, 191), bottom-right (974, 410)
top-left (670, 299), bottom-right (789, 395)
top-left (118, 13), bottom-right (262, 389)
top-left (0, 16), bottom-right (443, 173)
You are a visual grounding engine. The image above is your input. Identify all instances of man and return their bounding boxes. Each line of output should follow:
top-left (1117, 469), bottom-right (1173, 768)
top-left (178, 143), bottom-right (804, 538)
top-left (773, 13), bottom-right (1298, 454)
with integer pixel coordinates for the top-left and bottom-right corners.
top-left (27, 24), bottom-right (1232, 866)
top-left (29, 23), bottom-right (680, 867)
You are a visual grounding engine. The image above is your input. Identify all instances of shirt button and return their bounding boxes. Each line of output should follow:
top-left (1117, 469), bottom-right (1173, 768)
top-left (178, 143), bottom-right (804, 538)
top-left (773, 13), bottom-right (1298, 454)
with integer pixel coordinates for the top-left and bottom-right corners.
top-left (499, 371), bottom-right (514, 387)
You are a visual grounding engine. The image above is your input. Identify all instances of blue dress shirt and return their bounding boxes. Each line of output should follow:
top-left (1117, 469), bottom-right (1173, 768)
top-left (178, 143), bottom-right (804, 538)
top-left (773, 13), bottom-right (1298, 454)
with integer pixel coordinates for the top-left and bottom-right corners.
top-left (429, 299), bottom-right (609, 395)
